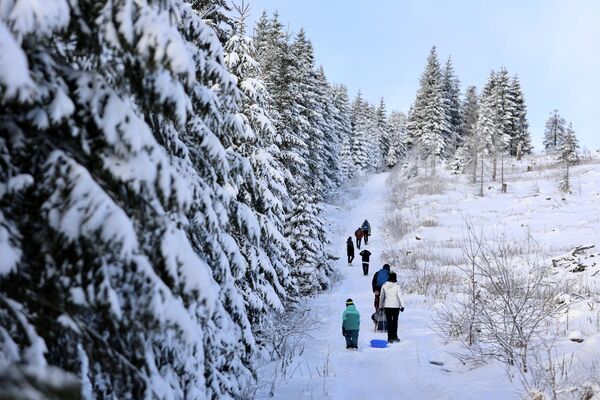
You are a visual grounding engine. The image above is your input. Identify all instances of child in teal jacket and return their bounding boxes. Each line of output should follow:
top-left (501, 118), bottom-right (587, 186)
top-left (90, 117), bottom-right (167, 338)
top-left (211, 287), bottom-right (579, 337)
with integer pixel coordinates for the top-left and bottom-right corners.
top-left (342, 298), bottom-right (360, 349)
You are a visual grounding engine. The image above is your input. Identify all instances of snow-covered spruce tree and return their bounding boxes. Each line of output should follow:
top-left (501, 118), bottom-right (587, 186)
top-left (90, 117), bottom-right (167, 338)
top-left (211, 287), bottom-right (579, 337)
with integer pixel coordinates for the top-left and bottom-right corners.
top-left (406, 46), bottom-right (450, 173)
top-left (442, 56), bottom-right (462, 157)
top-left (252, 14), bottom-right (334, 295)
top-left (386, 111), bottom-right (408, 168)
top-left (543, 109), bottom-right (567, 153)
top-left (508, 76), bottom-right (532, 157)
top-left (376, 97), bottom-right (392, 169)
top-left (332, 85), bottom-right (354, 180)
top-left (479, 69), bottom-right (512, 182)
top-left (351, 92), bottom-right (380, 173)
top-left (558, 123), bottom-right (580, 193)
top-left (0, 0), bottom-right (297, 398)
top-left (453, 86), bottom-right (479, 178)
top-left (224, 2), bottom-right (295, 324)
top-left (475, 92), bottom-right (499, 196)
top-left (317, 68), bottom-right (345, 191)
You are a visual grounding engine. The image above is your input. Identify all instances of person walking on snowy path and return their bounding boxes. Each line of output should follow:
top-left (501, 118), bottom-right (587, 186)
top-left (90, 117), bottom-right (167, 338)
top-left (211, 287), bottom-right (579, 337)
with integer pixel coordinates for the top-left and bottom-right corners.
top-left (346, 237), bottom-right (354, 264)
top-left (362, 219), bottom-right (371, 245)
top-left (359, 249), bottom-right (372, 275)
top-left (371, 264), bottom-right (391, 312)
top-left (379, 273), bottom-right (405, 343)
top-left (354, 227), bottom-right (364, 249)
top-left (342, 298), bottom-right (360, 349)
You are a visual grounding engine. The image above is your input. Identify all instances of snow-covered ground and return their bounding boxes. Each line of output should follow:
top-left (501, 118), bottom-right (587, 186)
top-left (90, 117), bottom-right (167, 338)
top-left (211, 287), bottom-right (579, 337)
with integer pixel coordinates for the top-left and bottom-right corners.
top-left (258, 153), bottom-right (600, 399)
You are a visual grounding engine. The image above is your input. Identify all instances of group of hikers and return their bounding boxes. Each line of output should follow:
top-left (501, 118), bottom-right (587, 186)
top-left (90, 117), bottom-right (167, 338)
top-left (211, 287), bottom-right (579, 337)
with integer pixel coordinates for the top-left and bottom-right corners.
top-left (342, 220), bottom-right (405, 350)
top-left (346, 219), bottom-right (372, 275)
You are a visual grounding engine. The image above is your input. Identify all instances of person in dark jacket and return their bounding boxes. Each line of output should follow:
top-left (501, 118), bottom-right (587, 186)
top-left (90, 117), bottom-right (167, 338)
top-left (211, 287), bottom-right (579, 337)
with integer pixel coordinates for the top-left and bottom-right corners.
top-left (342, 298), bottom-right (360, 349)
top-left (371, 264), bottom-right (391, 311)
top-left (354, 227), bottom-right (364, 249)
top-left (362, 219), bottom-right (371, 245)
top-left (359, 249), bottom-right (372, 276)
top-left (346, 237), bottom-right (354, 264)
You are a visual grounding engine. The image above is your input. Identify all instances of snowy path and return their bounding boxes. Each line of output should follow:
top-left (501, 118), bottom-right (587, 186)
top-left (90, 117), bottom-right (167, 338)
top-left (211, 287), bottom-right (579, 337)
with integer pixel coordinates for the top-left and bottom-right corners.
top-left (268, 172), bottom-right (513, 400)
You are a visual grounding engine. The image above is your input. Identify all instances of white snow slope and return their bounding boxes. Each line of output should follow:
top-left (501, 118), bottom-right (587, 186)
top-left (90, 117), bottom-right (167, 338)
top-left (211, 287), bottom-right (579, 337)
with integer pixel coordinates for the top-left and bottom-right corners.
top-left (260, 173), bottom-right (514, 399)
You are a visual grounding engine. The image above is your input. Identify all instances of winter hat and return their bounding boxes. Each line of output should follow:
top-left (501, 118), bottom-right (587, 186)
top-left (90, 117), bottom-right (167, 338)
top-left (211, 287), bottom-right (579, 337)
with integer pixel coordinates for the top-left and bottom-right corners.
top-left (388, 273), bottom-right (397, 283)
top-left (346, 298), bottom-right (354, 306)
top-left (383, 264), bottom-right (391, 271)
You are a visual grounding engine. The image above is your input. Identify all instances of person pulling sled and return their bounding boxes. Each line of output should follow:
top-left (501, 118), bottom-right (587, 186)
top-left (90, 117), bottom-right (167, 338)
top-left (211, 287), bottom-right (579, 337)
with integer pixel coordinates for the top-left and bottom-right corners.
top-left (379, 273), bottom-right (405, 343)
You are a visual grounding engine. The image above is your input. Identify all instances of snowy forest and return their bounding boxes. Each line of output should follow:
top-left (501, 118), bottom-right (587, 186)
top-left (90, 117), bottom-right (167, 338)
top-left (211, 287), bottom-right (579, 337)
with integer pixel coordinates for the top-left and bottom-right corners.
top-left (0, 0), bottom-right (595, 399)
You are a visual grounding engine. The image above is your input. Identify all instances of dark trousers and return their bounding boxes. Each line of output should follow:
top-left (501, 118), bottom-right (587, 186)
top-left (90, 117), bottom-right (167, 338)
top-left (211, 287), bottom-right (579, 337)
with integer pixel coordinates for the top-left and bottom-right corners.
top-left (356, 237), bottom-right (362, 249)
top-left (363, 231), bottom-right (369, 244)
top-left (344, 330), bottom-right (359, 348)
top-left (384, 308), bottom-right (400, 341)
top-left (374, 292), bottom-right (380, 312)
top-left (348, 254), bottom-right (354, 263)
top-left (362, 262), bottom-right (369, 275)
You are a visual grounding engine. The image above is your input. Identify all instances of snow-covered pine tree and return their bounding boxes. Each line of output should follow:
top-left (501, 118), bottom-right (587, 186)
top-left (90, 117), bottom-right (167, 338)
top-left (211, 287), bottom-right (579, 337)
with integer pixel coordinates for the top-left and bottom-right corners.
top-left (376, 98), bottom-right (392, 169)
top-left (543, 109), bottom-right (567, 153)
top-left (333, 85), bottom-right (355, 180)
top-left (508, 76), bottom-right (532, 156)
top-left (453, 86), bottom-right (479, 178)
top-left (406, 46), bottom-right (450, 173)
top-left (476, 90), bottom-right (499, 195)
top-left (351, 92), bottom-right (380, 172)
top-left (224, 1), bottom-right (295, 324)
top-left (316, 68), bottom-right (344, 192)
top-left (442, 56), bottom-right (462, 157)
top-left (558, 123), bottom-right (580, 193)
top-left (386, 111), bottom-right (408, 168)
top-left (0, 0), bottom-right (302, 398)
top-left (252, 13), bottom-right (334, 296)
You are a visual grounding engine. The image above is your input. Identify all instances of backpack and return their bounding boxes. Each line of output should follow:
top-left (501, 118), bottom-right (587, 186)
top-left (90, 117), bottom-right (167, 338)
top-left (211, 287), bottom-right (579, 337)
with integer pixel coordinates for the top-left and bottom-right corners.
top-left (376, 269), bottom-right (389, 288)
top-left (362, 221), bottom-right (369, 231)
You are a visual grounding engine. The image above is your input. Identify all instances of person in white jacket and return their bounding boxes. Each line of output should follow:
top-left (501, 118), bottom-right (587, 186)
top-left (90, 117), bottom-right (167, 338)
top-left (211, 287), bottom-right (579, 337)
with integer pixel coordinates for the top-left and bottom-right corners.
top-left (379, 272), bottom-right (405, 343)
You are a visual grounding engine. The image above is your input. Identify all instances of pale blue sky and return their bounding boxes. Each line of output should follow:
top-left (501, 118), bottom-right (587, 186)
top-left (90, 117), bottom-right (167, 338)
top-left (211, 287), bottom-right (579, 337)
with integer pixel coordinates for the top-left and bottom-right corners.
top-left (247, 0), bottom-right (600, 150)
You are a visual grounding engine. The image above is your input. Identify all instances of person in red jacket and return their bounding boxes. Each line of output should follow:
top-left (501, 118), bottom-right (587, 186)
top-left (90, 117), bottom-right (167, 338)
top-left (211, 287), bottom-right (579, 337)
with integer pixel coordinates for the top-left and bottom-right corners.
top-left (354, 227), bottom-right (364, 249)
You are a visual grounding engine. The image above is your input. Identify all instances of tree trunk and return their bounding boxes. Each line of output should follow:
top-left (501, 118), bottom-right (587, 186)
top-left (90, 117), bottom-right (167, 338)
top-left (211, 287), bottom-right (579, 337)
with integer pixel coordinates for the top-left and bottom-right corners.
top-left (479, 157), bottom-right (484, 197)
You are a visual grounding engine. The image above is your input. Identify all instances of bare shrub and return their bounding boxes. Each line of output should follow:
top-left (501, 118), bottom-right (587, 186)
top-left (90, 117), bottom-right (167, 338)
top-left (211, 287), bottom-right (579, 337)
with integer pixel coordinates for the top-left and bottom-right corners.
top-left (401, 264), bottom-right (461, 299)
top-left (421, 216), bottom-right (438, 227)
top-left (520, 351), bottom-right (600, 400)
top-left (436, 225), bottom-right (568, 373)
top-left (252, 301), bottom-right (322, 397)
top-left (384, 213), bottom-right (413, 239)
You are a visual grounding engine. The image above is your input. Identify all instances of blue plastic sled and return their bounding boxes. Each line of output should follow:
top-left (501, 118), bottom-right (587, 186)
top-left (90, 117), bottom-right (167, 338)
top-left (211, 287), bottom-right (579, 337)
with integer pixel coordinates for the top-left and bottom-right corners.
top-left (370, 339), bottom-right (387, 348)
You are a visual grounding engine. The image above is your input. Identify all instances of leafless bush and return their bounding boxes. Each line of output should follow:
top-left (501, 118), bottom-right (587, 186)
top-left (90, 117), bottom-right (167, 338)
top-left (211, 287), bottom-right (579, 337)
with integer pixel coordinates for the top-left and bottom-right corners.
top-left (520, 352), bottom-right (600, 400)
top-left (252, 301), bottom-right (322, 397)
top-left (421, 216), bottom-right (438, 227)
top-left (402, 264), bottom-right (461, 299)
top-left (384, 214), bottom-right (413, 239)
top-left (436, 224), bottom-right (568, 373)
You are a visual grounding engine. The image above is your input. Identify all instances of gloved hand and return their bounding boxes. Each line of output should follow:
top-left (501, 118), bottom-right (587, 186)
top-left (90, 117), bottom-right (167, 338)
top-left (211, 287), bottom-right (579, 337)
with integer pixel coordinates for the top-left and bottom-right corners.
top-left (342, 328), bottom-right (346, 337)
top-left (400, 307), bottom-right (405, 312)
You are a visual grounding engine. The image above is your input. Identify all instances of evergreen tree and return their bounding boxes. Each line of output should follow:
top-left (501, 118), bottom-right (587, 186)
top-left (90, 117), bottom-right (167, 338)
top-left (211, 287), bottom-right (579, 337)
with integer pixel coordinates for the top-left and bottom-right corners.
top-left (508, 76), bottom-right (532, 156)
top-left (376, 97), bottom-right (391, 168)
top-left (442, 56), bottom-right (462, 156)
top-left (386, 111), bottom-right (408, 168)
top-left (558, 123), bottom-right (580, 193)
top-left (452, 86), bottom-right (479, 176)
top-left (350, 92), bottom-right (379, 172)
top-left (332, 85), bottom-right (354, 180)
top-left (543, 109), bottom-right (567, 152)
top-left (224, 1), bottom-right (295, 322)
top-left (406, 46), bottom-right (450, 173)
